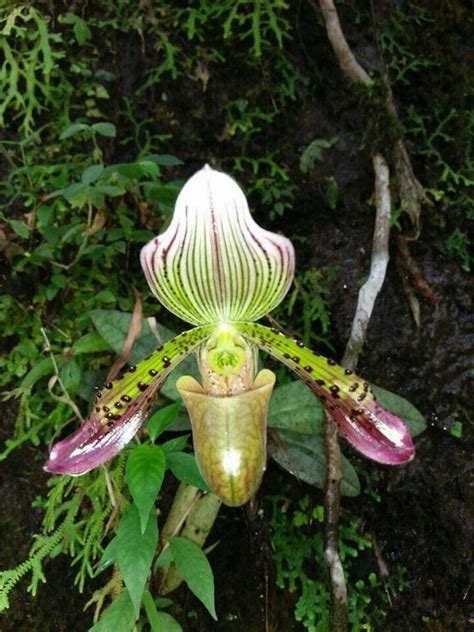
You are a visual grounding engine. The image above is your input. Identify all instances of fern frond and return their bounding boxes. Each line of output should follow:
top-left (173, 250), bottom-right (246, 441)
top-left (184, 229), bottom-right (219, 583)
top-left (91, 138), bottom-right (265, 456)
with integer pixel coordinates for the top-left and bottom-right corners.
top-left (0, 495), bottom-right (81, 611)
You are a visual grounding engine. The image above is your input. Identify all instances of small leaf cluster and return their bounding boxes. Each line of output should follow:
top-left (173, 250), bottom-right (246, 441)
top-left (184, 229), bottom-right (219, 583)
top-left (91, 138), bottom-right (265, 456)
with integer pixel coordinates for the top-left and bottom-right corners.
top-left (269, 494), bottom-right (408, 631)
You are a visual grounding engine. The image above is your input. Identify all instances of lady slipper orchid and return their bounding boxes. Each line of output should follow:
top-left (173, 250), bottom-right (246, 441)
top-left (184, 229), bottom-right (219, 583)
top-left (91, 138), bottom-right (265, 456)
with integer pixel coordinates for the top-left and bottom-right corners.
top-left (46, 165), bottom-right (414, 506)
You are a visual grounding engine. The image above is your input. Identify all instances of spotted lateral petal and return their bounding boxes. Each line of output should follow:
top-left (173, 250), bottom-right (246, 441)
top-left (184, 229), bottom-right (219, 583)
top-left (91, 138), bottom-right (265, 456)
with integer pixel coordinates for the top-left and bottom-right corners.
top-left (45, 326), bottom-right (214, 475)
top-left (140, 165), bottom-right (295, 325)
top-left (235, 323), bottom-right (415, 465)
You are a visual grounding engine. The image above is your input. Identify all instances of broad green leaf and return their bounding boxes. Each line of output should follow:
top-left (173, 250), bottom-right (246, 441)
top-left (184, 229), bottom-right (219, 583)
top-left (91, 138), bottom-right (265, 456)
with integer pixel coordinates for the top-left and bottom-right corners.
top-left (271, 429), bottom-right (360, 497)
top-left (95, 289), bottom-right (116, 304)
top-left (60, 122), bottom-right (90, 140)
top-left (9, 219), bottom-right (30, 239)
top-left (92, 122), bottom-right (116, 137)
top-left (126, 445), bottom-right (166, 533)
top-left (169, 537), bottom-right (217, 620)
top-left (268, 381), bottom-right (324, 434)
top-left (76, 369), bottom-right (103, 401)
top-left (82, 164), bottom-right (104, 185)
top-left (372, 385), bottom-right (427, 437)
top-left (143, 591), bottom-right (182, 632)
top-left (138, 160), bottom-right (160, 177)
top-left (94, 535), bottom-right (119, 576)
top-left (148, 402), bottom-right (181, 441)
top-left (116, 505), bottom-right (158, 617)
top-left (161, 435), bottom-right (189, 453)
top-left (166, 452), bottom-right (211, 492)
top-left (155, 547), bottom-right (173, 569)
top-left (62, 182), bottom-right (90, 207)
top-left (167, 410), bottom-right (192, 432)
top-left (160, 356), bottom-right (200, 401)
top-left (59, 359), bottom-right (81, 393)
top-left (142, 183), bottom-right (181, 207)
top-left (89, 589), bottom-right (136, 632)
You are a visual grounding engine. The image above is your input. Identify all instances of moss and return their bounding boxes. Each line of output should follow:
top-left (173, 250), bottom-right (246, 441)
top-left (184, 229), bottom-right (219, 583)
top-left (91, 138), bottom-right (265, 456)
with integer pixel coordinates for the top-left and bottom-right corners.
top-left (354, 77), bottom-right (403, 158)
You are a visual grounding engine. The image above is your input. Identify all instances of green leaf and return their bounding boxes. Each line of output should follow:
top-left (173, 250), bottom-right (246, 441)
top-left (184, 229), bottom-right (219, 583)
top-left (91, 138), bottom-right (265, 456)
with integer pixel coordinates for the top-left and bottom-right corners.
top-left (18, 358), bottom-right (53, 391)
top-left (94, 535), bottom-right (119, 576)
top-left (169, 537), bottom-right (217, 620)
top-left (166, 452), bottom-right (211, 492)
top-left (148, 402), bottom-right (181, 441)
top-left (271, 429), bottom-right (360, 497)
top-left (155, 547), bottom-right (173, 569)
top-left (62, 13), bottom-right (92, 45)
top-left (94, 184), bottom-right (125, 197)
top-left (160, 356), bottom-right (200, 401)
top-left (161, 435), bottom-right (189, 453)
top-left (92, 122), bottom-right (116, 138)
top-left (138, 160), bottom-right (160, 177)
top-left (89, 310), bottom-right (200, 395)
top-left (300, 137), bottom-right (338, 173)
top-left (116, 505), bottom-right (158, 617)
top-left (60, 122), bottom-right (90, 140)
top-left (126, 445), bottom-right (166, 533)
top-left (9, 220), bottom-right (30, 239)
top-left (145, 154), bottom-right (183, 166)
top-left (89, 589), bottom-right (136, 632)
top-left (59, 359), bottom-right (81, 393)
top-left (267, 381), bottom-right (324, 434)
top-left (143, 591), bottom-right (182, 632)
top-left (73, 332), bottom-right (112, 354)
top-left (142, 183), bottom-right (180, 207)
top-left (82, 164), bottom-right (104, 185)
top-left (95, 289), bottom-right (116, 304)
top-left (89, 309), bottom-right (174, 363)
top-left (61, 182), bottom-right (90, 207)
top-left (372, 385), bottom-right (427, 437)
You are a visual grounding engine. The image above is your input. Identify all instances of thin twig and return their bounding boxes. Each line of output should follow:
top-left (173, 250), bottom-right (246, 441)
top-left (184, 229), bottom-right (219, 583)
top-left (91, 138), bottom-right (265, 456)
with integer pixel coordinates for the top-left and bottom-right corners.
top-left (41, 327), bottom-right (84, 423)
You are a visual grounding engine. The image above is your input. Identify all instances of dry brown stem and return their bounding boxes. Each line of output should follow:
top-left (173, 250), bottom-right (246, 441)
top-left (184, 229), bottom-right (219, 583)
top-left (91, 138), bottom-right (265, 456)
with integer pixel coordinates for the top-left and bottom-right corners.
top-left (107, 288), bottom-right (143, 381)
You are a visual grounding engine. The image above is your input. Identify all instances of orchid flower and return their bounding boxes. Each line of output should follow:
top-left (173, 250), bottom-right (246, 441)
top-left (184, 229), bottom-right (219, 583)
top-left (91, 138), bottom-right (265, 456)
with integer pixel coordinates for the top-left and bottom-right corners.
top-left (46, 165), bottom-right (414, 506)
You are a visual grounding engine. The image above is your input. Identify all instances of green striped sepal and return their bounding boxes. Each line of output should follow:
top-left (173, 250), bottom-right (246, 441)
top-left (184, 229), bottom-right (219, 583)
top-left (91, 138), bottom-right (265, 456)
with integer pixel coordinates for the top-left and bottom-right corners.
top-left (140, 165), bottom-right (295, 326)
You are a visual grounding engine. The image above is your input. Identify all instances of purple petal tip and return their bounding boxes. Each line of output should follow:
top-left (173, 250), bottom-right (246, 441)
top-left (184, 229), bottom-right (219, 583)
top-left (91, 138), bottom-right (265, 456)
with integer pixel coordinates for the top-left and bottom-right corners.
top-left (45, 411), bottom-right (144, 476)
top-left (334, 401), bottom-right (415, 465)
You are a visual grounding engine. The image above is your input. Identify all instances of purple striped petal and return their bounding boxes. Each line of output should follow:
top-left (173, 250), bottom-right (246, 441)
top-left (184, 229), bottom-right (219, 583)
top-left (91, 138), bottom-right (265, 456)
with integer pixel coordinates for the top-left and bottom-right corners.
top-left (235, 323), bottom-right (415, 465)
top-left (45, 326), bottom-right (213, 475)
top-left (140, 165), bottom-right (295, 326)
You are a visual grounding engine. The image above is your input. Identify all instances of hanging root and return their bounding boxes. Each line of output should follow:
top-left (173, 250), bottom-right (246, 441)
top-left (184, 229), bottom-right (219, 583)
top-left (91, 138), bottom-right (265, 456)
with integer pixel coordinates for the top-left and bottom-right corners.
top-left (311, 0), bottom-right (428, 626)
top-left (397, 236), bottom-right (438, 327)
top-left (343, 154), bottom-right (392, 371)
